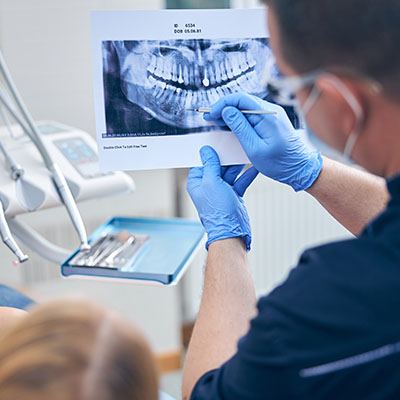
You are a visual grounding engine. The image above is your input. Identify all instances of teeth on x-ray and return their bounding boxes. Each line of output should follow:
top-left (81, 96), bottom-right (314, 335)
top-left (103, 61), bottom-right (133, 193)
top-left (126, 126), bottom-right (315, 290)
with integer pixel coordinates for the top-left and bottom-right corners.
top-left (107, 38), bottom-right (271, 130)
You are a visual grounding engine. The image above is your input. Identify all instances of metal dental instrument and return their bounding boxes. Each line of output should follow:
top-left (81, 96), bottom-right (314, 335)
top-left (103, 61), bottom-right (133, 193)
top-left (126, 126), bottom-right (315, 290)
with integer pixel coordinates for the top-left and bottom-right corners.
top-left (0, 200), bottom-right (28, 263)
top-left (114, 237), bottom-right (144, 265)
top-left (103, 233), bottom-right (135, 266)
top-left (90, 235), bottom-right (118, 266)
top-left (185, 107), bottom-right (277, 115)
top-left (68, 234), bottom-right (108, 266)
top-left (0, 51), bottom-right (90, 252)
top-left (90, 231), bottom-right (132, 267)
top-left (83, 235), bottom-right (110, 266)
top-left (68, 231), bottom-right (138, 269)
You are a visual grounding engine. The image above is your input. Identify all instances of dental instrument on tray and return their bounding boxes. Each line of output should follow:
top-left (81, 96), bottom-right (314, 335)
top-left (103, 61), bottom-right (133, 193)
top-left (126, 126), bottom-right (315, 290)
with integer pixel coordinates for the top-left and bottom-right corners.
top-left (62, 217), bottom-right (205, 286)
top-left (185, 107), bottom-right (277, 115)
top-left (68, 230), bottom-right (148, 269)
top-left (0, 50), bottom-right (90, 252)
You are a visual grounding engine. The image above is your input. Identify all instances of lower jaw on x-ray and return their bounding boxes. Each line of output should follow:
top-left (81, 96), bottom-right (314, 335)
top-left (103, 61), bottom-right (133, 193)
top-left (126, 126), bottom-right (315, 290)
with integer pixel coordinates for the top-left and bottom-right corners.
top-left (102, 38), bottom-right (298, 137)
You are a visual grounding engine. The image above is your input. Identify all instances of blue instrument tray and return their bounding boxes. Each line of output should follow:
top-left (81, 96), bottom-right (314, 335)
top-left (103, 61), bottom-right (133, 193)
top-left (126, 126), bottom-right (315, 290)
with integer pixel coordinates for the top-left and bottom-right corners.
top-left (62, 217), bottom-right (205, 285)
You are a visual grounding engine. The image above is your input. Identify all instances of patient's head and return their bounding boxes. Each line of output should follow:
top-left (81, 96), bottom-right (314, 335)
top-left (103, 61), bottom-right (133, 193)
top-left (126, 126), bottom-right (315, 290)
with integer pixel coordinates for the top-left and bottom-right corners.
top-left (0, 299), bottom-right (158, 400)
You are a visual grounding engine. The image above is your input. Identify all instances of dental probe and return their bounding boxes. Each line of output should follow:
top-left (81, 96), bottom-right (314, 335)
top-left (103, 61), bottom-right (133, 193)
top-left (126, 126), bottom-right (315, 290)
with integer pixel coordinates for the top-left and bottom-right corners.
top-left (185, 108), bottom-right (277, 115)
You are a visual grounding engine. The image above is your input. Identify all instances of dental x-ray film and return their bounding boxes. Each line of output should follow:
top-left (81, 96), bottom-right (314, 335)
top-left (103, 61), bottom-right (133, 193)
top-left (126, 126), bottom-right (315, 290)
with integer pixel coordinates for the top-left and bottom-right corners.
top-left (103, 38), bottom-right (270, 135)
top-left (91, 9), bottom-right (295, 171)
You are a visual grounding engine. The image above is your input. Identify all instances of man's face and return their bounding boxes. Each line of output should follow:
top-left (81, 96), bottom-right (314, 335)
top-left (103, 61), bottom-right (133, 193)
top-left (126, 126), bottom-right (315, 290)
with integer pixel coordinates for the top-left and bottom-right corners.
top-left (111, 39), bottom-right (271, 129)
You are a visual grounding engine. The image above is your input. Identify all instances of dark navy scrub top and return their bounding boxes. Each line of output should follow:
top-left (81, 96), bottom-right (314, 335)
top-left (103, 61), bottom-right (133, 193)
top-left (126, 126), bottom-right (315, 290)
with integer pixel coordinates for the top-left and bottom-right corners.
top-left (192, 174), bottom-right (400, 400)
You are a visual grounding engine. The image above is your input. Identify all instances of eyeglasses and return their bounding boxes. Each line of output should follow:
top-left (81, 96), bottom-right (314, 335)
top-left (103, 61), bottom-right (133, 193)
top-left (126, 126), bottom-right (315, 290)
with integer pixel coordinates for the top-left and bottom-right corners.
top-left (263, 55), bottom-right (382, 106)
top-left (262, 55), bottom-right (323, 106)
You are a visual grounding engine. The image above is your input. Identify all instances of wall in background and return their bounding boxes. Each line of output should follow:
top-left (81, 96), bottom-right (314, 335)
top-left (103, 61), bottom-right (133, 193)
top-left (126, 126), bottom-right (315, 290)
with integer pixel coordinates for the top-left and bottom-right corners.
top-left (0, 0), bottom-right (163, 135)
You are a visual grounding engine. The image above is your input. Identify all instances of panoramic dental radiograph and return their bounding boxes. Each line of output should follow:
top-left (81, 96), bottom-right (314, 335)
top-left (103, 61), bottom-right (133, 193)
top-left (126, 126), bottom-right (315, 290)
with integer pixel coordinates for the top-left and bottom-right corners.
top-left (102, 38), bottom-right (297, 136)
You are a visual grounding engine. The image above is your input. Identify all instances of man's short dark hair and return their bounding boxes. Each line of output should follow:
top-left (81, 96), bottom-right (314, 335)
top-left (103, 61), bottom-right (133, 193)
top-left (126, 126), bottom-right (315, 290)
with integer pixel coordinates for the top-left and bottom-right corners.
top-left (264, 0), bottom-right (400, 100)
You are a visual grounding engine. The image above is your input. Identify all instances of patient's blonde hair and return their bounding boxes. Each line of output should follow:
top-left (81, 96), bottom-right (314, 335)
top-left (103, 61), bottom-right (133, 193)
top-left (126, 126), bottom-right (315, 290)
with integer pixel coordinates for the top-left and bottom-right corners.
top-left (0, 299), bottom-right (158, 400)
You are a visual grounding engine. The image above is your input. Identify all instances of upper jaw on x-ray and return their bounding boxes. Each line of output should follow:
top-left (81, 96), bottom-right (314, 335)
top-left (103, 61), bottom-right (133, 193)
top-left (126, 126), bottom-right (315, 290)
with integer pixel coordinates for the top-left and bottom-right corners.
top-left (107, 38), bottom-right (270, 132)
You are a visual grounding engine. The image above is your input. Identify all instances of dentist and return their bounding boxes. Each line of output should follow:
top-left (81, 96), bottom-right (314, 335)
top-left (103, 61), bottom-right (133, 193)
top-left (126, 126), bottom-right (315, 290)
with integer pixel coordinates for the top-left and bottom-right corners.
top-left (182, 0), bottom-right (400, 399)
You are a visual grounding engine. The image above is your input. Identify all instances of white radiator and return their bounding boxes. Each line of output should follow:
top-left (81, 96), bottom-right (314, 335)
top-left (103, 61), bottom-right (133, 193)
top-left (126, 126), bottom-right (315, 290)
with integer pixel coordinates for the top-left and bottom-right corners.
top-left (246, 176), bottom-right (352, 296)
top-left (18, 216), bottom-right (104, 286)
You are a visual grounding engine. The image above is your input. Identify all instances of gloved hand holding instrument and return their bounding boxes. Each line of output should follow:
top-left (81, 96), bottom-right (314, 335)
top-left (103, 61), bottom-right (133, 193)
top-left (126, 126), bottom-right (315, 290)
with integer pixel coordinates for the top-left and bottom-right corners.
top-left (204, 93), bottom-right (323, 192)
top-left (187, 93), bottom-right (323, 251)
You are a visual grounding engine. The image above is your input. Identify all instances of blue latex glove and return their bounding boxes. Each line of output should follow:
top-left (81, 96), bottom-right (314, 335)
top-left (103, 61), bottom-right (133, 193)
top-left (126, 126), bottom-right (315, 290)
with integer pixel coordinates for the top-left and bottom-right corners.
top-left (187, 146), bottom-right (258, 251)
top-left (204, 93), bottom-right (323, 192)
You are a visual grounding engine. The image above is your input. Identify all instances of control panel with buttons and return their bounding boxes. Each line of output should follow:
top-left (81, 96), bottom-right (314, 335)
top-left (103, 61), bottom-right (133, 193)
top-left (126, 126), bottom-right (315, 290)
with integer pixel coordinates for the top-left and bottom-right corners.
top-left (54, 138), bottom-right (110, 179)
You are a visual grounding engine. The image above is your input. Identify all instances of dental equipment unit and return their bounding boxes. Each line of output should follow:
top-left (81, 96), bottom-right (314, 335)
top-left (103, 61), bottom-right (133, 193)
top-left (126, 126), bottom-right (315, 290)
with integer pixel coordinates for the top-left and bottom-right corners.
top-left (0, 49), bottom-right (133, 265)
top-left (0, 51), bottom-right (91, 253)
top-left (0, 50), bottom-right (204, 285)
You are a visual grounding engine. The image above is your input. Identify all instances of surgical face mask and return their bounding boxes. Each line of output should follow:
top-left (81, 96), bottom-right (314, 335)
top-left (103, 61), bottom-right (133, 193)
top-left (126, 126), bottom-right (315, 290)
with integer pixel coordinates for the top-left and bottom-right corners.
top-left (294, 89), bottom-right (350, 163)
top-left (301, 77), bottom-right (364, 161)
top-left (303, 119), bottom-right (354, 164)
top-left (296, 85), bottom-right (354, 164)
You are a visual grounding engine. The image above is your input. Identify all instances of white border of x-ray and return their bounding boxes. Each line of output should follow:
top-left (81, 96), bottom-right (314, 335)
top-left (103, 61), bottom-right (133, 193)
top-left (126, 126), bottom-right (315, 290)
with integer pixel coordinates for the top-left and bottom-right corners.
top-left (91, 9), bottom-right (269, 171)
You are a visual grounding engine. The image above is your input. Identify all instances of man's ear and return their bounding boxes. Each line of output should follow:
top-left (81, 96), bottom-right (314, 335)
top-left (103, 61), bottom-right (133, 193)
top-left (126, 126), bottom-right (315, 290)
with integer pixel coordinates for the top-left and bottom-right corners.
top-left (315, 75), bottom-right (364, 138)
